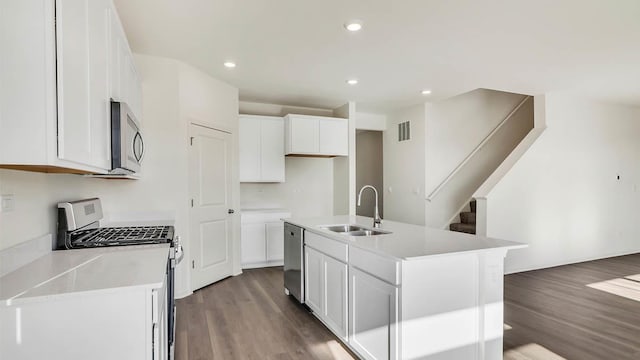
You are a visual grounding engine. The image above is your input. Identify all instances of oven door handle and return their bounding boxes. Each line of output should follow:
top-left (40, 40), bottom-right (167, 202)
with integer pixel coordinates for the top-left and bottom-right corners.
top-left (173, 236), bottom-right (184, 264)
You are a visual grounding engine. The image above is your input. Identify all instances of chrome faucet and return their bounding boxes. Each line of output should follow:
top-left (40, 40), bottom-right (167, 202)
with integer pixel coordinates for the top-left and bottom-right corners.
top-left (357, 185), bottom-right (382, 228)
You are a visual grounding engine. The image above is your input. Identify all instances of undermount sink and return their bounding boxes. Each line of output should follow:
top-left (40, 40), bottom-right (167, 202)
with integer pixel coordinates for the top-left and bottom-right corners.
top-left (345, 229), bottom-right (391, 236)
top-left (319, 224), bottom-right (392, 236)
top-left (321, 224), bottom-right (365, 233)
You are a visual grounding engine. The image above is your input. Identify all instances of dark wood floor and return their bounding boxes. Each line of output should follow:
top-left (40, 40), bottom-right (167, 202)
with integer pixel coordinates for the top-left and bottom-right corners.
top-left (176, 254), bottom-right (640, 360)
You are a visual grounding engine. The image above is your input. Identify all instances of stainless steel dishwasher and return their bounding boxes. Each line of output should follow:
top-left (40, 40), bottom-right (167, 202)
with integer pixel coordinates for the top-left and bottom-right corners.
top-left (284, 222), bottom-right (304, 303)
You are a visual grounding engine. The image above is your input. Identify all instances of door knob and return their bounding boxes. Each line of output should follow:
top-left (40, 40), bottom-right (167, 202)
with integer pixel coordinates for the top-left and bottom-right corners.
top-left (228, 209), bottom-right (235, 214)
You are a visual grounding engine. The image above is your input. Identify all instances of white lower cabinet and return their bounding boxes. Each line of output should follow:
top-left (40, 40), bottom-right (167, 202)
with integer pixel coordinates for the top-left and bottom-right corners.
top-left (266, 222), bottom-right (285, 261)
top-left (152, 278), bottom-right (169, 360)
top-left (304, 246), bottom-right (324, 314)
top-left (241, 223), bottom-right (267, 265)
top-left (349, 267), bottom-right (399, 360)
top-left (323, 255), bottom-right (348, 339)
top-left (0, 278), bottom-right (167, 360)
top-left (304, 244), bottom-right (348, 341)
top-left (241, 210), bottom-right (290, 268)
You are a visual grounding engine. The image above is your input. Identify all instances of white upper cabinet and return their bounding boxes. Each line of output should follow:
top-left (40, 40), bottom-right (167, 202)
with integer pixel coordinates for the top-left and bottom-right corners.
top-left (56, 0), bottom-right (112, 170)
top-left (319, 118), bottom-right (349, 156)
top-left (0, 0), bottom-right (140, 174)
top-left (286, 115), bottom-right (319, 155)
top-left (239, 115), bottom-right (285, 182)
top-left (284, 114), bottom-right (348, 156)
top-left (109, 7), bottom-right (142, 121)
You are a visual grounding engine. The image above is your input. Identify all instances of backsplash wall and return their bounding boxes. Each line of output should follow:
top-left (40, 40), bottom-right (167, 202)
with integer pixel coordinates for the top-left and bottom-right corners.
top-left (240, 157), bottom-right (334, 218)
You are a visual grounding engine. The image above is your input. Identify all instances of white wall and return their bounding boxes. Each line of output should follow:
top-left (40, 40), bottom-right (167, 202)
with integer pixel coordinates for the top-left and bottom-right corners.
top-left (383, 104), bottom-right (426, 225)
top-left (425, 89), bottom-right (525, 194)
top-left (356, 131), bottom-right (384, 218)
top-left (332, 102), bottom-right (355, 216)
top-left (486, 94), bottom-right (640, 273)
top-left (239, 101), bottom-right (334, 117)
top-left (0, 55), bottom-right (240, 298)
top-left (177, 60), bottom-right (241, 291)
top-left (356, 112), bottom-right (387, 131)
top-left (424, 92), bottom-right (533, 228)
top-left (240, 157), bottom-right (334, 217)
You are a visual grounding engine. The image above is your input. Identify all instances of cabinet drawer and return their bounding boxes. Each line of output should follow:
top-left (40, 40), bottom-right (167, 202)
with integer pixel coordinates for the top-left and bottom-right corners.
top-left (305, 231), bottom-right (348, 263)
top-left (349, 246), bottom-right (401, 285)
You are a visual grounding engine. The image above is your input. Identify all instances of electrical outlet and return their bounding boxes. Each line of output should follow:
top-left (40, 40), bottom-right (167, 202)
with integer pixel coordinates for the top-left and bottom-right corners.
top-left (1, 194), bottom-right (15, 212)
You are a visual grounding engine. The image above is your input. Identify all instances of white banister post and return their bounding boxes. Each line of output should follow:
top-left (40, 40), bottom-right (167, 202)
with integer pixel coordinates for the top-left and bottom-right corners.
top-left (475, 197), bottom-right (488, 236)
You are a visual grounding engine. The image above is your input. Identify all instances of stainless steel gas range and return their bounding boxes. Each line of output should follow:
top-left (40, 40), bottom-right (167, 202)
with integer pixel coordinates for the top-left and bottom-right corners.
top-left (56, 198), bottom-right (183, 360)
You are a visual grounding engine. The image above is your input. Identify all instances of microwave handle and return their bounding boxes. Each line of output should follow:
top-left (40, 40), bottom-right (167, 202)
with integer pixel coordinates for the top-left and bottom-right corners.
top-left (133, 131), bottom-right (144, 162)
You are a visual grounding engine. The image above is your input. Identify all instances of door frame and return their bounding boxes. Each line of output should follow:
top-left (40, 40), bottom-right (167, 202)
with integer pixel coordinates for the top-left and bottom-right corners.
top-left (187, 121), bottom-right (241, 292)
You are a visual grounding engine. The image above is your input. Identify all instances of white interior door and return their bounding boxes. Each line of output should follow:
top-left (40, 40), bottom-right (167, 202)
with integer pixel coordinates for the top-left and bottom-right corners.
top-left (189, 124), bottom-right (234, 291)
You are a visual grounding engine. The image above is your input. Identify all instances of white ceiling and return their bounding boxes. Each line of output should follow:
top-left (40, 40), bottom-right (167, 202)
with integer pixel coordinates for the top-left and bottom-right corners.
top-left (114, 0), bottom-right (640, 111)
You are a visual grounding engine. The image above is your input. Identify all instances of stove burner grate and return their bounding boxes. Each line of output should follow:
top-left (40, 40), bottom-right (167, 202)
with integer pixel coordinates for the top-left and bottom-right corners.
top-left (70, 226), bottom-right (173, 246)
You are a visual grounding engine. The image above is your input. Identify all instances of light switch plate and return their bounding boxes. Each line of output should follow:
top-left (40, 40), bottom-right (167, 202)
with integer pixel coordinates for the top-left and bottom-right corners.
top-left (1, 194), bottom-right (15, 212)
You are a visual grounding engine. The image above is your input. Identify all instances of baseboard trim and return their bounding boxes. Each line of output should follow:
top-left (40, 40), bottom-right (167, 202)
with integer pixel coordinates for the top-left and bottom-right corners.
top-left (506, 249), bottom-right (640, 275)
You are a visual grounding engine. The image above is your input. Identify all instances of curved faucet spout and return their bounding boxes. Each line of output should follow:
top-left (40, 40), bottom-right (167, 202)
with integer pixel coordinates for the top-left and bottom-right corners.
top-left (357, 185), bottom-right (382, 228)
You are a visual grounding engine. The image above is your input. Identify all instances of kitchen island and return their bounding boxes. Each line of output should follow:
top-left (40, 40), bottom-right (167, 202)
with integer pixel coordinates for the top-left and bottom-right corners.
top-left (285, 215), bottom-right (525, 360)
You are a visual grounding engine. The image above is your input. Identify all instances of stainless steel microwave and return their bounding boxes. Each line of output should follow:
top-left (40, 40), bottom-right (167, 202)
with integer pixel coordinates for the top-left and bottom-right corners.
top-left (110, 101), bottom-right (143, 174)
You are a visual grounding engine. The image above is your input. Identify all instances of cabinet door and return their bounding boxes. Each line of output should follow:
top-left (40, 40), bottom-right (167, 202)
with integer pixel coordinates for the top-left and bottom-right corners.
top-left (56, 0), bottom-right (111, 170)
top-left (304, 246), bottom-right (324, 314)
top-left (109, 9), bottom-right (123, 102)
top-left (319, 119), bottom-right (348, 156)
top-left (122, 50), bottom-right (142, 121)
top-left (260, 118), bottom-right (285, 182)
top-left (289, 117), bottom-right (319, 154)
top-left (239, 116), bottom-right (261, 182)
top-left (109, 8), bottom-right (141, 121)
top-left (152, 282), bottom-right (168, 360)
top-left (324, 256), bottom-right (348, 340)
top-left (0, 0), bottom-right (57, 165)
top-left (265, 221), bottom-right (284, 262)
top-left (349, 267), bottom-right (399, 360)
top-left (241, 223), bottom-right (266, 266)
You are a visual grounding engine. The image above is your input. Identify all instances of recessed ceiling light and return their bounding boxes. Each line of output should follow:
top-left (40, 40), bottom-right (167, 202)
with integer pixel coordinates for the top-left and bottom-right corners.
top-left (346, 79), bottom-right (359, 85)
top-left (344, 20), bottom-right (363, 32)
top-left (421, 89), bottom-right (432, 95)
top-left (223, 61), bottom-right (236, 68)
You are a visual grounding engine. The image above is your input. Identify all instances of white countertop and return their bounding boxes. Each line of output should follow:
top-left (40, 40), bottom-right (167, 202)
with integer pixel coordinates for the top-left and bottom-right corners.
top-left (0, 244), bottom-right (169, 306)
top-left (241, 208), bottom-right (290, 213)
top-left (284, 215), bottom-right (525, 261)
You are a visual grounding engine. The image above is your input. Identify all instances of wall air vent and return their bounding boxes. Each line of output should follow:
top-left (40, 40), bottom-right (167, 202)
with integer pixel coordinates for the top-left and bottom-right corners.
top-left (398, 121), bottom-right (411, 142)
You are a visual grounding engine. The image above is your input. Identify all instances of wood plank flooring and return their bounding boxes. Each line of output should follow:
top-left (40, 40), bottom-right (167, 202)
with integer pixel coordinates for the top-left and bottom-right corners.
top-left (503, 253), bottom-right (640, 360)
top-left (175, 266), bottom-right (357, 360)
top-left (176, 254), bottom-right (640, 360)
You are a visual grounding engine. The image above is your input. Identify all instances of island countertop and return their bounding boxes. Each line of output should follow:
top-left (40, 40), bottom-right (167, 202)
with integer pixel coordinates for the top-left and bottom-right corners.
top-left (284, 215), bottom-right (525, 261)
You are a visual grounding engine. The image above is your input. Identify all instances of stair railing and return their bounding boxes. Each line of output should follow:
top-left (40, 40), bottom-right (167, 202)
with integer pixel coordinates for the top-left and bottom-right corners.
top-left (426, 95), bottom-right (531, 202)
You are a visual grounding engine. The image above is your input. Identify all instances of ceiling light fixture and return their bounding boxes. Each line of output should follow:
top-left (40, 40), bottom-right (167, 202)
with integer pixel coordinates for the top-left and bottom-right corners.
top-left (421, 89), bottom-right (432, 95)
top-left (346, 79), bottom-right (359, 85)
top-left (223, 61), bottom-right (236, 68)
top-left (344, 20), bottom-right (363, 32)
